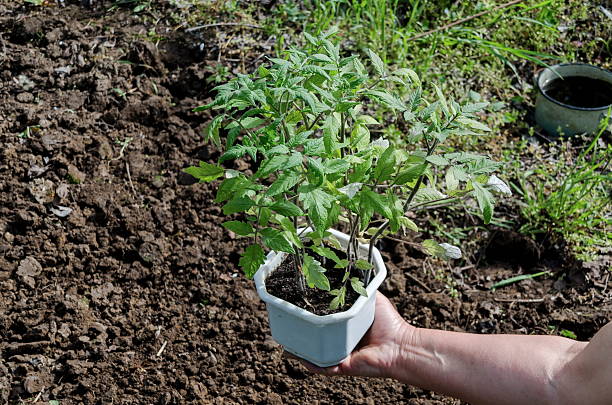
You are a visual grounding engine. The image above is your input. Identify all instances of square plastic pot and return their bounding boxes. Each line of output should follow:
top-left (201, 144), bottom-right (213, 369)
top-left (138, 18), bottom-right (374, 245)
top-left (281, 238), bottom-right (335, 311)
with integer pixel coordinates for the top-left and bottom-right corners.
top-left (253, 228), bottom-right (387, 367)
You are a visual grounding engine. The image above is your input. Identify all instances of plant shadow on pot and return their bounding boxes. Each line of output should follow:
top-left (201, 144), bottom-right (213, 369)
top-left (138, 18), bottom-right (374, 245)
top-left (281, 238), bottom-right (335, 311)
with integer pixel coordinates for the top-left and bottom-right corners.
top-left (535, 63), bottom-right (612, 137)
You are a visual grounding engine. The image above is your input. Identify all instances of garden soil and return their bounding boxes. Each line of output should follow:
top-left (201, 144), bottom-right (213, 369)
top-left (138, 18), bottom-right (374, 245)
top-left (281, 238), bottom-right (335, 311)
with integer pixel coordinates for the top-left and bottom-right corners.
top-left (1, 2), bottom-right (610, 404)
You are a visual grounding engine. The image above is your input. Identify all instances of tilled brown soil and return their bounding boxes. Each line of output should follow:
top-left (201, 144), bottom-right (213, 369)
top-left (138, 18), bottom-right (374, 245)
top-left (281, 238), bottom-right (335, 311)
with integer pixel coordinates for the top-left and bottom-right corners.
top-left (1, 3), bottom-right (610, 404)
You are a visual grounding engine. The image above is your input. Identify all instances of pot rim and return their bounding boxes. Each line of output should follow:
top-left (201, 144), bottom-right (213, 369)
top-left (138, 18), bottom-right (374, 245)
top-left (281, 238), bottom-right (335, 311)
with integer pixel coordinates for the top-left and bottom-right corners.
top-left (254, 228), bottom-right (387, 325)
top-left (536, 62), bottom-right (612, 112)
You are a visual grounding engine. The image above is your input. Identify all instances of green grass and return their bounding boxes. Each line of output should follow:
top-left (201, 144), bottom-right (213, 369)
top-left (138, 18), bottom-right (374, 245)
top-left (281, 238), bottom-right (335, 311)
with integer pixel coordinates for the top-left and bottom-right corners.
top-left (512, 117), bottom-right (612, 262)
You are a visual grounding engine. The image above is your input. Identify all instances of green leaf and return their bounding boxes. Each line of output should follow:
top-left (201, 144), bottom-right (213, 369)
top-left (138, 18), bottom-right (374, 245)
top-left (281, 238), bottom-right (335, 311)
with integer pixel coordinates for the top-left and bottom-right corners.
top-left (288, 130), bottom-right (313, 147)
top-left (355, 259), bottom-right (373, 271)
top-left (270, 201), bottom-right (303, 216)
top-left (266, 171), bottom-right (300, 197)
top-left (350, 277), bottom-right (368, 297)
top-left (239, 244), bottom-right (265, 278)
top-left (434, 84), bottom-right (449, 117)
top-left (374, 146), bottom-right (396, 182)
top-left (303, 138), bottom-right (325, 155)
top-left (367, 48), bottom-right (385, 76)
top-left (222, 196), bottom-right (255, 215)
top-left (422, 239), bottom-right (446, 258)
top-left (457, 117), bottom-right (491, 132)
top-left (395, 164), bottom-right (426, 185)
top-left (267, 145), bottom-right (290, 156)
top-left (255, 152), bottom-right (303, 178)
top-left (261, 228), bottom-right (295, 253)
top-left (323, 114), bottom-right (341, 155)
top-left (183, 162), bottom-right (224, 182)
top-left (215, 176), bottom-right (255, 202)
top-left (360, 189), bottom-right (393, 219)
top-left (298, 186), bottom-right (335, 230)
top-left (462, 102), bottom-right (489, 114)
top-left (302, 254), bottom-right (330, 291)
top-left (307, 157), bottom-right (325, 187)
top-left (368, 90), bottom-right (407, 111)
top-left (399, 217), bottom-right (419, 232)
top-left (425, 155), bottom-right (449, 166)
top-left (310, 245), bottom-right (342, 265)
top-left (324, 159), bottom-right (350, 174)
top-left (204, 115), bottom-right (224, 147)
top-left (222, 221), bottom-right (254, 236)
top-left (329, 286), bottom-right (346, 310)
top-left (473, 181), bottom-right (494, 224)
top-left (395, 68), bottom-right (420, 85)
top-left (220, 145), bottom-right (257, 163)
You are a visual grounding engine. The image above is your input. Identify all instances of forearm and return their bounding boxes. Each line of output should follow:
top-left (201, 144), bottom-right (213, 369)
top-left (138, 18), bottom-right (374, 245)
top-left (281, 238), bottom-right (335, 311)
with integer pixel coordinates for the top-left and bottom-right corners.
top-left (390, 326), bottom-right (585, 405)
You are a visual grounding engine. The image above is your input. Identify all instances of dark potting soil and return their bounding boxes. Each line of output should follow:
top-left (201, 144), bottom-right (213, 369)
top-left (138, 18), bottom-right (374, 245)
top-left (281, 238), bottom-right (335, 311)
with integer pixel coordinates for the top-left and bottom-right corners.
top-left (543, 76), bottom-right (612, 108)
top-left (265, 252), bottom-right (361, 316)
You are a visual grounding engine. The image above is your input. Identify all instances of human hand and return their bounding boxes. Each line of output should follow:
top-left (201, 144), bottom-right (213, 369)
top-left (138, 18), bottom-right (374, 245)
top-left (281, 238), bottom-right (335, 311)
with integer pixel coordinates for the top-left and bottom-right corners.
top-left (299, 291), bottom-right (415, 379)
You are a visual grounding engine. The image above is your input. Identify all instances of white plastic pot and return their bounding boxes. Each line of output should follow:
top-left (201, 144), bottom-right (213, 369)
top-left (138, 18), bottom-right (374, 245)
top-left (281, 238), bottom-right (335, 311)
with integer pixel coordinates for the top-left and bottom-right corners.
top-left (253, 228), bottom-right (387, 367)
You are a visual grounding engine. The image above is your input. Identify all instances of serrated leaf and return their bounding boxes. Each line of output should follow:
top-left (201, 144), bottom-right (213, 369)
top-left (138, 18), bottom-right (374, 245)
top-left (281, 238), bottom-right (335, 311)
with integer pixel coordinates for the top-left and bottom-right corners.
top-left (434, 84), bottom-right (449, 117)
top-left (298, 186), bottom-right (335, 230)
top-left (204, 115), bottom-right (224, 147)
top-left (324, 159), bottom-right (350, 174)
top-left (395, 68), bottom-right (420, 85)
top-left (360, 189), bottom-right (393, 222)
top-left (329, 286), bottom-right (346, 310)
top-left (288, 130), bottom-right (313, 147)
top-left (267, 145), bottom-right (290, 156)
top-left (374, 146), bottom-right (396, 182)
top-left (462, 102), bottom-right (489, 114)
top-left (457, 117), bottom-right (491, 132)
top-left (425, 155), bottom-right (449, 166)
top-left (335, 259), bottom-right (349, 269)
top-left (367, 48), bottom-right (385, 76)
top-left (266, 171), bottom-right (300, 196)
top-left (399, 216), bottom-right (419, 232)
top-left (338, 182), bottom-right (363, 199)
top-left (413, 187), bottom-right (447, 204)
top-left (357, 115), bottom-right (379, 125)
top-left (473, 182), bottom-right (494, 224)
top-left (222, 196), bottom-right (255, 215)
top-left (307, 157), bottom-right (325, 187)
top-left (355, 259), bottom-right (373, 271)
top-left (395, 163), bottom-right (426, 185)
top-left (255, 152), bottom-right (303, 178)
top-left (350, 277), bottom-right (368, 297)
top-left (222, 221), bottom-right (253, 236)
top-left (270, 201), bottom-right (303, 216)
top-left (368, 90), bottom-right (406, 111)
top-left (422, 239), bottom-right (446, 258)
top-left (261, 228), bottom-right (295, 253)
top-left (310, 245), bottom-right (342, 265)
top-left (220, 145), bottom-right (257, 163)
top-left (322, 114), bottom-right (341, 155)
top-left (302, 254), bottom-right (330, 291)
top-left (183, 162), bottom-right (224, 182)
top-left (239, 244), bottom-right (265, 278)
top-left (422, 239), bottom-right (462, 260)
top-left (303, 138), bottom-right (325, 155)
top-left (215, 176), bottom-right (255, 202)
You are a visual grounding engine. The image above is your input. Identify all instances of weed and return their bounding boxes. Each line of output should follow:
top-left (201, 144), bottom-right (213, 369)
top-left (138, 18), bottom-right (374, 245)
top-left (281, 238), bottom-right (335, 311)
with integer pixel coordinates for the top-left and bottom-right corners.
top-left (513, 118), bottom-right (612, 262)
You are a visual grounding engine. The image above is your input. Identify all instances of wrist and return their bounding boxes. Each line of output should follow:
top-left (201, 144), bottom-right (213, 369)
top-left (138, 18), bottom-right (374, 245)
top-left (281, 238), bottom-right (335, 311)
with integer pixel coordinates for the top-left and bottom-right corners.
top-left (387, 321), bottom-right (421, 383)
